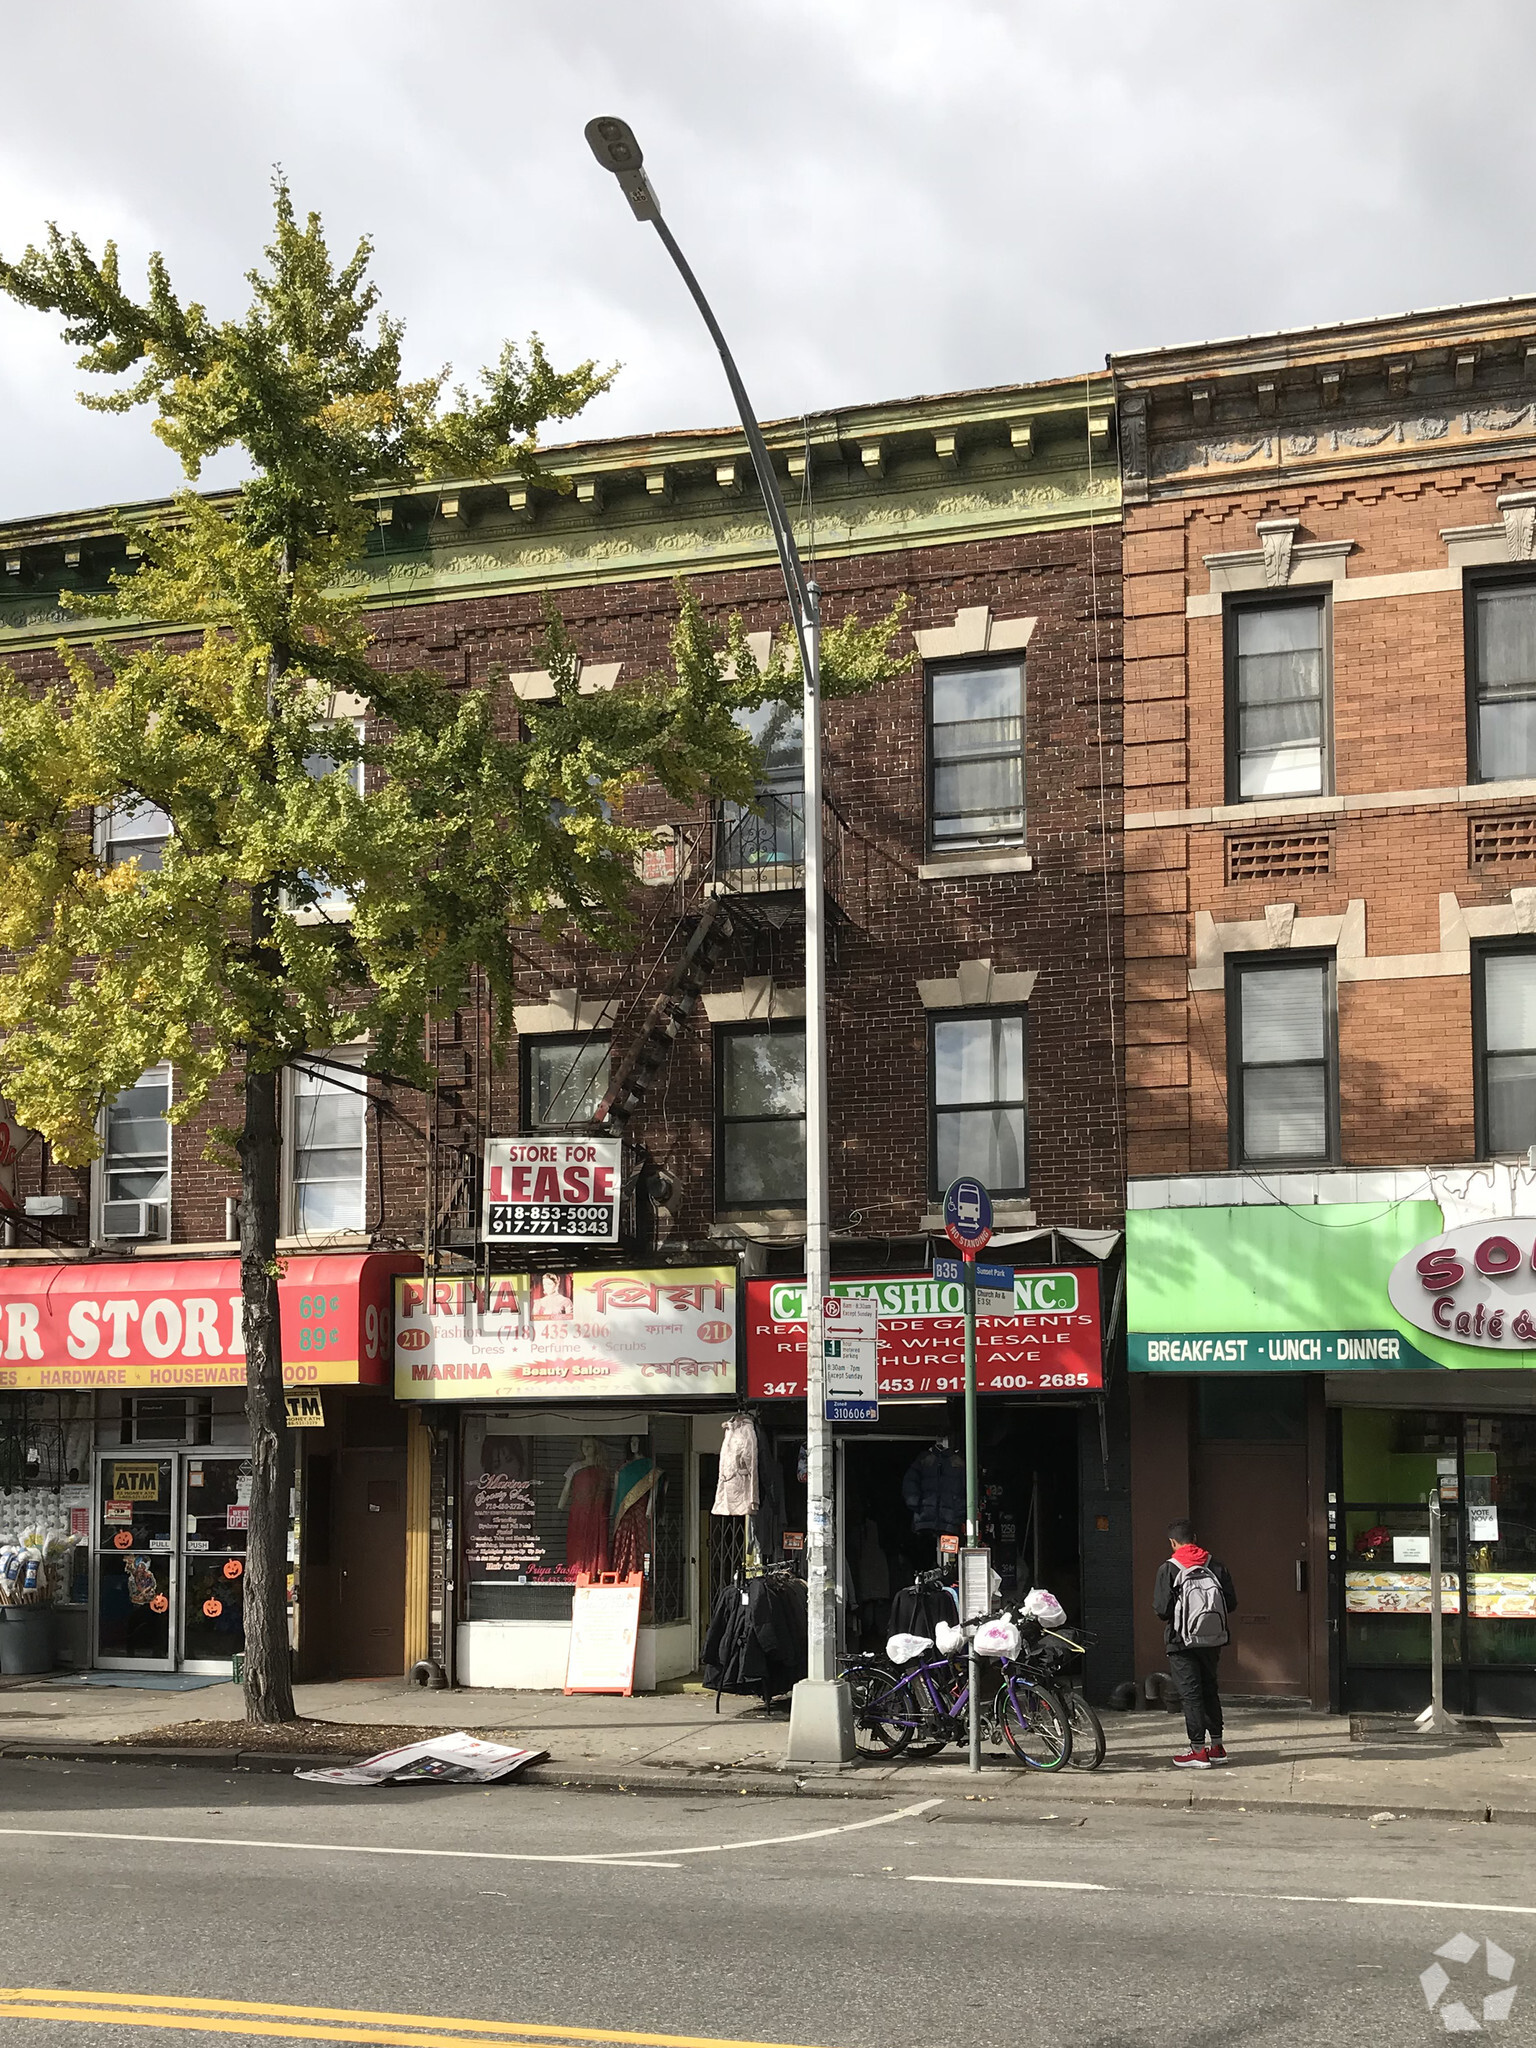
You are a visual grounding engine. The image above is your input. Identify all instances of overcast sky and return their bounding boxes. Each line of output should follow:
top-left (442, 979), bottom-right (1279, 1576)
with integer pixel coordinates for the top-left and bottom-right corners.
top-left (2, 0), bottom-right (1533, 519)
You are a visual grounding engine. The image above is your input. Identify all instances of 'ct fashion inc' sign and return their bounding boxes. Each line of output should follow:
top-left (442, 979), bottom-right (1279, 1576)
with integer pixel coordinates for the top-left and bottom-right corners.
top-left (1388, 1218), bottom-right (1536, 1350)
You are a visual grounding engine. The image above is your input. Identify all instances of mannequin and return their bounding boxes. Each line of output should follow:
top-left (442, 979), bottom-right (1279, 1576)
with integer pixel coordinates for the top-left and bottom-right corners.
top-left (610, 1434), bottom-right (661, 1581)
top-left (558, 1437), bottom-right (611, 1575)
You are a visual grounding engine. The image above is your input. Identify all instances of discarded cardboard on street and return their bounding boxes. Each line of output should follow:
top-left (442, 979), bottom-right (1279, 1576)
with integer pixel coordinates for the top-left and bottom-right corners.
top-left (294, 1730), bottom-right (548, 1787)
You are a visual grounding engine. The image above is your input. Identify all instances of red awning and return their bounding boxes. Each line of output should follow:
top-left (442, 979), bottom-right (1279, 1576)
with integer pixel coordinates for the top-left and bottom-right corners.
top-left (0, 1253), bottom-right (417, 1392)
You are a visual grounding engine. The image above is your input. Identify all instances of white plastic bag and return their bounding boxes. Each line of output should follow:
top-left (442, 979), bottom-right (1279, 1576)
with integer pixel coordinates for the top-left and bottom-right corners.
top-left (972, 1617), bottom-right (1021, 1660)
top-left (1023, 1587), bottom-right (1067, 1627)
top-left (934, 1618), bottom-right (965, 1656)
top-left (885, 1632), bottom-right (933, 1665)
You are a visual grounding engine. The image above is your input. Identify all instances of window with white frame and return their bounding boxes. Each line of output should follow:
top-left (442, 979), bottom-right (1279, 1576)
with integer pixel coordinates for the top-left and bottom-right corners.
top-left (288, 1059), bottom-right (368, 1235)
top-left (100, 795), bottom-right (172, 871)
top-left (927, 661), bottom-right (1026, 853)
top-left (295, 723), bottom-right (365, 920)
top-left (1476, 945), bottom-right (1536, 1156)
top-left (99, 1066), bottom-right (171, 1240)
top-left (930, 1012), bottom-right (1027, 1196)
top-left (1227, 955), bottom-right (1337, 1166)
top-left (1226, 597), bottom-right (1328, 801)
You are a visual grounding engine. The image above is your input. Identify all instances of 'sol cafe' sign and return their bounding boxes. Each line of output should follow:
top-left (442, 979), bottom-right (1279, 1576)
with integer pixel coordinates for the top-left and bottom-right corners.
top-left (1388, 1218), bottom-right (1536, 1350)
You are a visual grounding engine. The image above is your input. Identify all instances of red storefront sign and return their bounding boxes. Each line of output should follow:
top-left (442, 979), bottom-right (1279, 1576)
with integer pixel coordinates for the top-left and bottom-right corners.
top-left (746, 1269), bottom-right (1104, 1399)
top-left (0, 1254), bottom-right (415, 1391)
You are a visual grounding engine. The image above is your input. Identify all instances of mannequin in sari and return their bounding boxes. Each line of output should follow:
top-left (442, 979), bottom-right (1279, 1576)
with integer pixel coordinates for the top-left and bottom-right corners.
top-left (610, 1436), bottom-right (660, 1580)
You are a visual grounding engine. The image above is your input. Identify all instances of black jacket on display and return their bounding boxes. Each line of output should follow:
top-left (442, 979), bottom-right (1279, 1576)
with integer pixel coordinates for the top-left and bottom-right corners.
top-left (701, 1572), bottom-right (808, 1705)
top-left (901, 1445), bottom-right (967, 1535)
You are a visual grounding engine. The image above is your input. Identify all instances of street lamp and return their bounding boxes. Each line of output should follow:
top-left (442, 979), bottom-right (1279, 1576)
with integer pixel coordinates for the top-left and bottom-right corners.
top-left (585, 115), bottom-right (853, 1764)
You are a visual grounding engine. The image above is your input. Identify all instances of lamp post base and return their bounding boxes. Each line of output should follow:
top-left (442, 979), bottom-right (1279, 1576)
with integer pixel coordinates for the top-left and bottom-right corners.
top-left (786, 1676), bottom-right (856, 1764)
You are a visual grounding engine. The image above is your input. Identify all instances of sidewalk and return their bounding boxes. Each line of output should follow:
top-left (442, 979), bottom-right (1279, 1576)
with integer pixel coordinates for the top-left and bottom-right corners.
top-left (4, 1672), bottom-right (1536, 1822)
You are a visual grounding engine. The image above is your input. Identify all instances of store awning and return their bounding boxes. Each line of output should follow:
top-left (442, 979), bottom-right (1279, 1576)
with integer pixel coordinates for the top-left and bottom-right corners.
top-left (0, 1253), bottom-right (417, 1392)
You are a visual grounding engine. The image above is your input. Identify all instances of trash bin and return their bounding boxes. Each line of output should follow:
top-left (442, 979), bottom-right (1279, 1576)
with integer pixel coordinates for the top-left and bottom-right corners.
top-left (0, 1606), bottom-right (56, 1676)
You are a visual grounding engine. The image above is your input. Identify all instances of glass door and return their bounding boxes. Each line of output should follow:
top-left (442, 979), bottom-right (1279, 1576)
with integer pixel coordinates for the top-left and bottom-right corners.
top-left (180, 1454), bottom-right (249, 1673)
top-left (93, 1454), bottom-right (177, 1670)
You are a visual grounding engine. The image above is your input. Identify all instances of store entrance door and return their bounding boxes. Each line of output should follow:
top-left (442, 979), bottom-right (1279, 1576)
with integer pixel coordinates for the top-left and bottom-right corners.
top-left (93, 1454), bottom-right (177, 1670)
top-left (334, 1446), bottom-right (406, 1677)
top-left (93, 1451), bottom-right (251, 1674)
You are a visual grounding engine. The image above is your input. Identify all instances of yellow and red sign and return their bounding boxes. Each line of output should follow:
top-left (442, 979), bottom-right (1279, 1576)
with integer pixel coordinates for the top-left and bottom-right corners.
top-left (0, 1253), bottom-right (416, 1391)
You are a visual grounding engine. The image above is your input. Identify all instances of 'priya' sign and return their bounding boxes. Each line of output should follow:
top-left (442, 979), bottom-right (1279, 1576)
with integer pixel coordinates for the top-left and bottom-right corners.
top-left (1389, 1218), bottom-right (1536, 1351)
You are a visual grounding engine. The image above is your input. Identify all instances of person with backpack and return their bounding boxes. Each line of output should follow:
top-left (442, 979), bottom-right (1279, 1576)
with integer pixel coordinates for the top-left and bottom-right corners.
top-left (1153, 1518), bottom-right (1238, 1768)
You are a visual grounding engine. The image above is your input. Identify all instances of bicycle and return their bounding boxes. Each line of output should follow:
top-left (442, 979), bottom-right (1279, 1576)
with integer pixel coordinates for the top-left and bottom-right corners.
top-left (845, 1599), bottom-right (1074, 1770)
top-left (1022, 1625), bottom-right (1106, 1770)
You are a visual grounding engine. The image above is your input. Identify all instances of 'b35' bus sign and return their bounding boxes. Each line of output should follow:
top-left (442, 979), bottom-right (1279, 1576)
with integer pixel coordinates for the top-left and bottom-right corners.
top-left (1388, 1218), bottom-right (1536, 1350)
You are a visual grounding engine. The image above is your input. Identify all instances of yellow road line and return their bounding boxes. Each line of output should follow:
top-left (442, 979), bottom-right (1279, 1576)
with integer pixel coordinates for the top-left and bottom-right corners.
top-left (0, 1991), bottom-right (824, 2048)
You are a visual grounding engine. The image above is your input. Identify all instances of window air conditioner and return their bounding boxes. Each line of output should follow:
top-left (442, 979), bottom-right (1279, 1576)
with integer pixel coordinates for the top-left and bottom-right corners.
top-left (100, 1200), bottom-right (167, 1241)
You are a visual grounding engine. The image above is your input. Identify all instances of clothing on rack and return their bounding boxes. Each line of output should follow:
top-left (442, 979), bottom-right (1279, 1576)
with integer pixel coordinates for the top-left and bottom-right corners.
top-left (701, 1569), bottom-right (808, 1705)
top-left (901, 1443), bottom-right (967, 1535)
top-left (887, 1576), bottom-right (958, 1642)
top-left (749, 1416), bottom-right (786, 1561)
top-left (712, 1412), bottom-right (759, 1517)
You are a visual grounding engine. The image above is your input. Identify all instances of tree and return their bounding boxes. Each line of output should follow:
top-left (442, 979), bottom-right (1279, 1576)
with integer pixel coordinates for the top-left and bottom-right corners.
top-left (0, 184), bottom-right (905, 1721)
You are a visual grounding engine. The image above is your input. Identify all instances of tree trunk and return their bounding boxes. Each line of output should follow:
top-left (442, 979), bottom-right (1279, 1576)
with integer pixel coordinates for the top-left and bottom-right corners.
top-left (238, 1057), bottom-right (296, 1724)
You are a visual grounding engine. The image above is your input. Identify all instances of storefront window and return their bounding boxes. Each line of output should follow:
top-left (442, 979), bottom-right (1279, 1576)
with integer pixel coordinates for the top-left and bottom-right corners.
top-left (460, 1415), bottom-right (686, 1624)
top-left (1464, 1415), bottom-right (1536, 1669)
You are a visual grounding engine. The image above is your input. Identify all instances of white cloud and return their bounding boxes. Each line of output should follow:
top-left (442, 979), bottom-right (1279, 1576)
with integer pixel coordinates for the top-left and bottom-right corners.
top-left (1, 0), bottom-right (1534, 516)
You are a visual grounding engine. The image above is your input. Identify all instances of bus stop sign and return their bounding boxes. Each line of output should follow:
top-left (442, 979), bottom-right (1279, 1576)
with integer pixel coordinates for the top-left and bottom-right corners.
top-left (943, 1177), bottom-right (993, 1254)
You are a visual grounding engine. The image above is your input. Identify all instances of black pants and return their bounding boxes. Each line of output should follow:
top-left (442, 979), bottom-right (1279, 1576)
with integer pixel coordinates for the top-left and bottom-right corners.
top-left (1168, 1646), bottom-right (1223, 1746)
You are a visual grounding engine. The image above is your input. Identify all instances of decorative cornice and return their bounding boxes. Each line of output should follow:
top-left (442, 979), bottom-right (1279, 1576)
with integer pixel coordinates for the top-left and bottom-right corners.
top-left (0, 377), bottom-right (1118, 652)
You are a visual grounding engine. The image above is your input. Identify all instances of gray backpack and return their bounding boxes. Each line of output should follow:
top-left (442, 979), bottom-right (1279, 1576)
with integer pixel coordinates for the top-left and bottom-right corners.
top-left (1173, 1562), bottom-right (1229, 1647)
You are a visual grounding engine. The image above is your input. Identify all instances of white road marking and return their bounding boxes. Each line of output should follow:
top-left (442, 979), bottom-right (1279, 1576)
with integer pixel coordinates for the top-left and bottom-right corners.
top-left (598, 1798), bottom-right (943, 1861)
top-left (906, 1875), bottom-right (1110, 1892)
top-left (0, 1827), bottom-right (680, 1871)
top-left (1346, 1895), bottom-right (1536, 1917)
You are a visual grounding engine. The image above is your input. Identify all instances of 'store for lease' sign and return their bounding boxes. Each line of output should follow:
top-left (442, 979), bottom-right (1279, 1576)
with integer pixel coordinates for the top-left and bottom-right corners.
top-left (482, 1136), bottom-right (622, 1244)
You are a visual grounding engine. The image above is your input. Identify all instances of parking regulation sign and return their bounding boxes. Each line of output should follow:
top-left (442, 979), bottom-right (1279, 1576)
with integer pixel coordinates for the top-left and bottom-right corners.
top-left (823, 1294), bottom-right (878, 1423)
top-left (943, 1177), bottom-right (993, 1254)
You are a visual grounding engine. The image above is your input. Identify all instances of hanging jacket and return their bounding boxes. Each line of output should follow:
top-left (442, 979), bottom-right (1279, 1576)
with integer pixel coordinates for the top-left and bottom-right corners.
top-left (702, 1573), bottom-right (808, 1703)
top-left (887, 1577), bottom-right (958, 1642)
top-left (712, 1412), bottom-right (759, 1517)
top-left (901, 1445), bottom-right (967, 1534)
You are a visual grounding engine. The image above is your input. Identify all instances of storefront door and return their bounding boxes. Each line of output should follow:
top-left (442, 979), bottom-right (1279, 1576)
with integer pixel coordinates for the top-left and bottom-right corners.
top-left (92, 1451), bottom-right (249, 1674)
top-left (94, 1454), bottom-right (177, 1670)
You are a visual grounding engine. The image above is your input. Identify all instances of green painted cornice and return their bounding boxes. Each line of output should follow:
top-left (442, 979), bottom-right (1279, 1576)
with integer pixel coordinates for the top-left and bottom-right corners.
top-left (0, 374), bottom-right (1117, 652)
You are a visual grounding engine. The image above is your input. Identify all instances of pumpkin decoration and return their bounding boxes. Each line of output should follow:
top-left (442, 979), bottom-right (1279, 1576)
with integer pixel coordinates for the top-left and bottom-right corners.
top-left (150, 1593), bottom-right (168, 1614)
top-left (113, 1530), bottom-right (134, 1549)
top-left (203, 1597), bottom-right (223, 1618)
top-left (222, 1559), bottom-right (243, 1581)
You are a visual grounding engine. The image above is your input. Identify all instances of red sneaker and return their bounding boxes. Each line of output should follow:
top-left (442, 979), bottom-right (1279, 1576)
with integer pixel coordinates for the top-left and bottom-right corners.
top-left (1206, 1743), bottom-right (1229, 1764)
top-left (1172, 1746), bottom-right (1211, 1769)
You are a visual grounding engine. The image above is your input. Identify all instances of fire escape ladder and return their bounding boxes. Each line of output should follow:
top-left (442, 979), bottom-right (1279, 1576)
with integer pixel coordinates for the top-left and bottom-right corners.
top-left (594, 898), bottom-right (735, 1133)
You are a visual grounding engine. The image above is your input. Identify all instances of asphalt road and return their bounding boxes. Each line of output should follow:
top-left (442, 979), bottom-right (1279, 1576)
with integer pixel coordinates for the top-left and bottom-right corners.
top-left (0, 1757), bottom-right (1530, 2047)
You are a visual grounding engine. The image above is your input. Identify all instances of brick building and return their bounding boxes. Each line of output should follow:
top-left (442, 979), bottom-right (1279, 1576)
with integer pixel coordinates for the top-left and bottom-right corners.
top-left (0, 374), bottom-right (1128, 1695)
top-left (1115, 299), bottom-right (1536, 1717)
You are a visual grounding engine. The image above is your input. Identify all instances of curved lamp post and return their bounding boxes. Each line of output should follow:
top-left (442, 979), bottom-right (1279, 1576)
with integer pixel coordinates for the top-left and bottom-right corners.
top-left (584, 115), bottom-right (852, 1763)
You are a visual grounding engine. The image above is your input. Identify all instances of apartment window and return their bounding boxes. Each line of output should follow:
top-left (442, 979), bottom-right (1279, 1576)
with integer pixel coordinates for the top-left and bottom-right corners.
top-left (1475, 945), bottom-right (1536, 1156)
top-left (100, 794), bottom-right (172, 870)
top-left (523, 1036), bottom-right (611, 1129)
top-left (927, 660), bottom-right (1025, 853)
top-left (930, 1012), bottom-right (1027, 1197)
top-left (1226, 597), bottom-right (1328, 801)
top-left (99, 1065), bottom-right (171, 1241)
top-left (716, 1024), bottom-right (806, 1208)
top-left (718, 703), bottom-right (804, 874)
top-left (297, 724), bottom-right (365, 919)
top-left (1469, 577), bottom-right (1536, 782)
top-left (288, 1059), bottom-right (367, 1235)
top-left (1228, 955), bottom-right (1337, 1167)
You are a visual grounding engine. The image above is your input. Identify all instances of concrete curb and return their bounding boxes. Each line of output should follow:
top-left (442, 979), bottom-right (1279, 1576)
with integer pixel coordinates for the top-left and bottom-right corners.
top-left (2, 1738), bottom-right (1533, 1824)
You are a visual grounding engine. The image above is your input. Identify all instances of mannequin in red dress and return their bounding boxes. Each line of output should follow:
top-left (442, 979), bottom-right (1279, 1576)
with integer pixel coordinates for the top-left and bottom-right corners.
top-left (558, 1438), bottom-right (611, 1576)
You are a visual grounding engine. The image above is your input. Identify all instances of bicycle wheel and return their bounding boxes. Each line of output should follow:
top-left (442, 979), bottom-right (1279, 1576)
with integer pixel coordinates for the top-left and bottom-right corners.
top-left (998, 1673), bottom-right (1074, 1771)
top-left (847, 1664), bottom-right (913, 1758)
top-left (1065, 1689), bottom-right (1106, 1770)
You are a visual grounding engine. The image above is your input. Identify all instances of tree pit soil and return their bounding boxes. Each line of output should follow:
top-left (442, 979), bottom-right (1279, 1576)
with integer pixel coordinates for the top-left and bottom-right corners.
top-left (114, 1719), bottom-right (528, 1754)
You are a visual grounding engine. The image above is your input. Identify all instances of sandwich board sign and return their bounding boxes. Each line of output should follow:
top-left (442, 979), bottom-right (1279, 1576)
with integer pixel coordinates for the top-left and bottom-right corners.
top-left (564, 1572), bottom-right (644, 1695)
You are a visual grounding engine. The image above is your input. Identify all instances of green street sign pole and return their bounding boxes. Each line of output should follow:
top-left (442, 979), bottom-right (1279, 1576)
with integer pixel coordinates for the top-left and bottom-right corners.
top-left (964, 1248), bottom-right (980, 1775)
